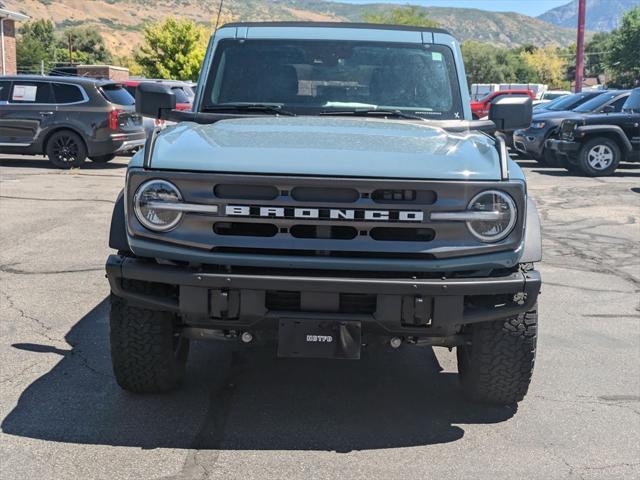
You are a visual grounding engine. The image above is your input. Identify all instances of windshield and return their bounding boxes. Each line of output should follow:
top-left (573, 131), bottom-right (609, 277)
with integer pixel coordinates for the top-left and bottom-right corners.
top-left (203, 39), bottom-right (463, 119)
top-left (546, 92), bottom-right (597, 111)
top-left (622, 89), bottom-right (640, 112)
top-left (573, 92), bottom-right (621, 113)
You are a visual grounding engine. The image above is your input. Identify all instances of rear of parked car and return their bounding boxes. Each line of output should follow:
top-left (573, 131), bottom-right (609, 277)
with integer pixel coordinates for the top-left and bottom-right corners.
top-left (0, 76), bottom-right (145, 168)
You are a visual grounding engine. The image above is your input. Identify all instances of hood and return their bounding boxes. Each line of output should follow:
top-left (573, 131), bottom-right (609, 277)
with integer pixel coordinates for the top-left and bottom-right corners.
top-left (142, 117), bottom-right (502, 180)
top-left (531, 110), bottom-right (581, 122)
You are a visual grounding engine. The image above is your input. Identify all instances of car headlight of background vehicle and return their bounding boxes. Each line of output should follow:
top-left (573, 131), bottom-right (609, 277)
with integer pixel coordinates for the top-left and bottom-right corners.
top-left (465, 190), bottom-right (517, 242)
top-left (530, 121), bottom-right (546, 129)
top-left (134, 179), bottom-right (184, 232)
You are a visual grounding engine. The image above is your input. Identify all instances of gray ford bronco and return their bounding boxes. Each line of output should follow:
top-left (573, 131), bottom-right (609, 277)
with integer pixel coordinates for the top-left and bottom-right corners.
top-left (106, 22), bottom-right (541, 404)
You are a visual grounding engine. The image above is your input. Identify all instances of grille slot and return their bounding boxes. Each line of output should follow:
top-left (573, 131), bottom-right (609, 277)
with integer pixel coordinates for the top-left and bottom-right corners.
top-left (214, 222), bottom-right (278, 237)
top-left (372, 189), bottom-right (437, 204)
top-left (290, 225), bottom-right (358, 240)
top-left (291, 187), bottom-right (359, 203)
top-left (340, 293), bottom-right (377, 314)
top-left (265, 291), bottom-right (376, 314)
top-left (214, 184), bottom-right (278, 200)
top-left (266, 290), bottom-right (300, 311)
top-left (370, 227), bottom-right (435, 242)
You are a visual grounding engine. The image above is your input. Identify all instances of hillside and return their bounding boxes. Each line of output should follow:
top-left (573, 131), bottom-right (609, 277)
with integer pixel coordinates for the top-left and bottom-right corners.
top-left (538, 0), bottom-right (639, 31)
top-left (9, 0), bottom-right (579, 56)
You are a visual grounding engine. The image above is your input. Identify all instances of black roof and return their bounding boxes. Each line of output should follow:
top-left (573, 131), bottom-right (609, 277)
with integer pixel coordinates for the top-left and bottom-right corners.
top-left (220, 21), bottom-right (452, 36)
top-left (1, 74), bottom-right (119, 86)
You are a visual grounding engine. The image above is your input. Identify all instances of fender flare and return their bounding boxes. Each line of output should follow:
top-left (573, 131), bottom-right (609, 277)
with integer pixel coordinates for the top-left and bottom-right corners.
top-left (575, 125), bottom-right (633, 152)
top-left (109, 189), bottom-right (130, 253)
top-left (520, 197), bottom-right (542, 263)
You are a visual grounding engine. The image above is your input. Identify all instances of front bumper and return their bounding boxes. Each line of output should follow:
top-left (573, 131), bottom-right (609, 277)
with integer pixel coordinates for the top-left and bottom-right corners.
top-left (546, 138), bottom-right (580, 155)
top-left (106, 254), bottom-right (541, 338)
top-left (513, 130), bottom-right (545, 157)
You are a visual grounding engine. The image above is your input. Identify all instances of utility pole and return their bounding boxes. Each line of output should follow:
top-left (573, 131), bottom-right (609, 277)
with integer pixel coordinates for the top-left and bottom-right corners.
top-left (575, 0), bottom-right (586, 92)
top-left (68, 32), bottom-right (72, 64)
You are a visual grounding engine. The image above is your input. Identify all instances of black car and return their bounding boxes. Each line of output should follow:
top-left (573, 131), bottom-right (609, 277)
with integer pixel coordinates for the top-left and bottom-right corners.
top-left (547, 88), bottom-right (640, 176)
top-left (0, 75), bottom-right (145, 168)
top-left (513, 90), bottom-right (630, 165)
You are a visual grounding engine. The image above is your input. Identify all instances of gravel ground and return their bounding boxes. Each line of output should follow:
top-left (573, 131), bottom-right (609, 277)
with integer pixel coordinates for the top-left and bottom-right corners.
top-left (0, 154), bottom-right (639, 480)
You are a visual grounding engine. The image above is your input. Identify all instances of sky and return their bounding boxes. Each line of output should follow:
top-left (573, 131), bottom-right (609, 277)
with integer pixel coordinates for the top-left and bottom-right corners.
top-left (334, 0), bottom-right (572, 17)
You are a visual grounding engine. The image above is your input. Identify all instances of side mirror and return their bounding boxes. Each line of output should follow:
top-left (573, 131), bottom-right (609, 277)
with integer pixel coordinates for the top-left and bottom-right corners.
top-left (602, 104), bottom-right (615, 113)
top-left (135, 82), bottom-right (176, 119)
top-left (489, 95), bottom-right (533, 132)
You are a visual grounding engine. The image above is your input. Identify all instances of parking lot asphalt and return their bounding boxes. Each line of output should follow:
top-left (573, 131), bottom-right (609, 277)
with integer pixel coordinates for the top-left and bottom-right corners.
top-left (0, 153), bottom-right (639, 480)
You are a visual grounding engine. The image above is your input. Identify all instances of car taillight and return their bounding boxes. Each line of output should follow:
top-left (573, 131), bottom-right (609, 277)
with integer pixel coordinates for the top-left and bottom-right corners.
top-left (109, 109), bottom-right (124, 131)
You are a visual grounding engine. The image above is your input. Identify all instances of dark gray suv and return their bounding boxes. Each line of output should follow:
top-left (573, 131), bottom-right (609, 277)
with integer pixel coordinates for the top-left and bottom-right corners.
top-left (0, 76), bottom-right (145, 168)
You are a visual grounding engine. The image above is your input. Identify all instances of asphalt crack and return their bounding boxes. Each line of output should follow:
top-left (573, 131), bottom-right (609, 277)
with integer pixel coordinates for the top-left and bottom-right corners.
top-left (0, 289), bottom-right (58, 342)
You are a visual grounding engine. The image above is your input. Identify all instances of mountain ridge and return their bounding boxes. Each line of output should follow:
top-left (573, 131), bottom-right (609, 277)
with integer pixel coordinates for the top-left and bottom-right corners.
top-left (537, 0), bottom-right (639, 32)
top-left (8, 0), bottom-right (580, 56)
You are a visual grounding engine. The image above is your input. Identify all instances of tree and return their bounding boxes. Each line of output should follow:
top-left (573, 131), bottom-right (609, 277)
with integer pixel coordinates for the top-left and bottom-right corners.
top-left (55, 27), bottom-right (113, 65)
top-left (460, 41), bottom-right (537, 86)
top-left (16, 19), bottom-right (55, 73)
top-left (519, 47), bottom-right (568, 88)
top-left (363, 6), bottom-right (439, 28)
top-left (606, 6), bottom-right (640, 87)
top-left (134, 18), bottom-right (207, 81)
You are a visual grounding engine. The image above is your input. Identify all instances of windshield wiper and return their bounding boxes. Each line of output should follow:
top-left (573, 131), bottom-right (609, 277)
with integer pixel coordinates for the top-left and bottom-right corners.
top-left (203, 103), bottom-right (296, 116)
top-left (319, 108), bottom-right (424, 121)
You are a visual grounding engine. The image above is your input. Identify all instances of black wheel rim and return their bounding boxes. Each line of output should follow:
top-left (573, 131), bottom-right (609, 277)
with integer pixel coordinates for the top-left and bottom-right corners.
top-left (52, 136), bottom-right (79, 163)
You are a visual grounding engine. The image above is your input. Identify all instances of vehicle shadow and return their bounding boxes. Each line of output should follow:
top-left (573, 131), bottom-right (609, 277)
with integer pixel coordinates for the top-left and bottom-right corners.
top-left (532, 168), bottom-right (640, 178)
top-left (1, 299), bottom-right (516, 452)
top-left (0, 157), bottom-right (128, 170)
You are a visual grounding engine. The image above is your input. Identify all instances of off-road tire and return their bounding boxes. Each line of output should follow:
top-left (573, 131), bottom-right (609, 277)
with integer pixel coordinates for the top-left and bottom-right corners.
top-left (90, 154), bottom-right (116, 163)
top-left (457, 305), bottom-right (537, 404)
top-left (577, 137), bottom-right (621, 177)
top-left (46, 130), bottom-right (87, 169)
top-left (110, 282), bottom-right (189, 393)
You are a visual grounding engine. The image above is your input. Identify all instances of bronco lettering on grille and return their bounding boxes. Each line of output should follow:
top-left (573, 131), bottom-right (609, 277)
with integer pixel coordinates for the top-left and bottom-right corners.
top-left (224, 205), bottom-right (424, 222)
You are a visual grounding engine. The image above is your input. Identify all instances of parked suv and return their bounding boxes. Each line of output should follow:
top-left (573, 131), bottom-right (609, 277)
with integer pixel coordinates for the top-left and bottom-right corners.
top-left (106, 22), bottom-right (541, 405)
top-left (0, 76), bottom-right (145, 168)
top-left (513, 90), bottom-right (628, 165)
top-left (547, 88), bottom-right (640, 176)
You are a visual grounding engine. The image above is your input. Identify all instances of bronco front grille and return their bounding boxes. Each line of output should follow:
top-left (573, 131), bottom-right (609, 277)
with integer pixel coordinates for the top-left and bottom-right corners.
top-left (127, 172), bottom-right (527, 261)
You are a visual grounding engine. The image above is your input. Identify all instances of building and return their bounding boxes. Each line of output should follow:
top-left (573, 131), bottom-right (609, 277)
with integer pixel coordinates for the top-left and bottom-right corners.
top-left (0, 7), bottom-right (29, 76)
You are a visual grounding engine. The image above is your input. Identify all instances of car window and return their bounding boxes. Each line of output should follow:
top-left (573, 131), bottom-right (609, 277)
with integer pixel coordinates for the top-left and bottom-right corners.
top-left (52, 83), bottom-right (85, 103)
top-left (607, 95), bottom-right (628, 112)
top-left (622, 89), bottom-right (640, 112)
top-left (171, 87), bottom-right (191, 104)
top-left (9, 82), bottom-right (54, 103)
top-left (124, 85), bottom-right (137, 98)
top-left (573, 92), bottom-right (621, 113)
top-left (0, 80), bottom-right (10, 102)
top-left (100, 84), bottom-right (135, 106)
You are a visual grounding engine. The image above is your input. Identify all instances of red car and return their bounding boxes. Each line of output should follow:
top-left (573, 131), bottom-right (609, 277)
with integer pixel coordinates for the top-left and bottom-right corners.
top-left (471, 89), bottom-right (535, 119)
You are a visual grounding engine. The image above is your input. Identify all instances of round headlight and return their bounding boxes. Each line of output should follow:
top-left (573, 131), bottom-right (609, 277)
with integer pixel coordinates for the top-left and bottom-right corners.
top-left (133, 179), bottom-right (183, 232)
top-left (466, 190), bottom-right (517, 242)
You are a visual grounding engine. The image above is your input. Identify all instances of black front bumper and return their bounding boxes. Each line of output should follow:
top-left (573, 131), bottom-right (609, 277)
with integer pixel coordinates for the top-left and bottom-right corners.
top-left (546, 138), bottom-right (581, 155)
top-left (106, 255), bottom-right (541, 339)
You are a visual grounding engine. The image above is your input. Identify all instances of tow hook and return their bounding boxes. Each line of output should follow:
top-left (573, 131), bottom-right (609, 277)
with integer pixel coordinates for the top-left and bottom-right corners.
top-left (390, 337), bottom-right (402, 349)
top-left (241, 331), bottom-right (254, 344)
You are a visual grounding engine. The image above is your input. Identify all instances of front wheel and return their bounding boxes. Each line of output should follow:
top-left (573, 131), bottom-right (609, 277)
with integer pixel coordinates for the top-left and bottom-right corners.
top-left (577, 137), bottom-right (621, 176)
top-left (46, 130), bottom-right (87, 169)
top-left (457, 305), bottom-right (537, 404)
top-left (110, 282), bottom-right (189, 393)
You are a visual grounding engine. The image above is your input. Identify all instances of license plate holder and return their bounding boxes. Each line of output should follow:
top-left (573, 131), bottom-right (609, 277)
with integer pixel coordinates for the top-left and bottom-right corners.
top-left (277, 319), bottom-right (361, 360)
